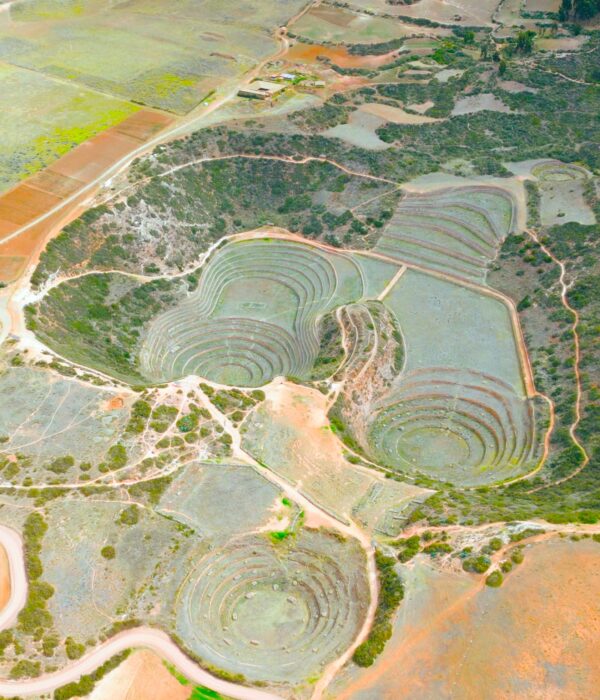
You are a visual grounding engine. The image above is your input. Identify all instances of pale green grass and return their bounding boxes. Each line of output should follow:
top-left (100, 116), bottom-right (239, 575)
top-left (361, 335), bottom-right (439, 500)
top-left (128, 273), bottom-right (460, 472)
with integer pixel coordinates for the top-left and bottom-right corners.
top-left (384, 269), bottom-right (525, 394)
top-left (0, 62), bottom-right (138, 192)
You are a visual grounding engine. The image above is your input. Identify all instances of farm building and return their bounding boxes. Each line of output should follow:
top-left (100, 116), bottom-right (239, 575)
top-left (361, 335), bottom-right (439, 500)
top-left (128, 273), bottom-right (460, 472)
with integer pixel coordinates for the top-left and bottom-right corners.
top-left (238, 80), bottom-right (285, 100)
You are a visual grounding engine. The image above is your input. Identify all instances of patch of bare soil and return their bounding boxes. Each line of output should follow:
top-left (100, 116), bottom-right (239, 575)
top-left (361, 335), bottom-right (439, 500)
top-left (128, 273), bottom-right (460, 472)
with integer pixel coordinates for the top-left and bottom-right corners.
top-left (359, 102), bottom-right (439, 124)
top-left (84, 650), bottom-right (191, 700)
top-left (0, 545), bottom-right (10, 612)
top-left (102, 396), bottom-right (125, 411)
top-left (335, 537), bottom-right (600, 700)
top-left (286, 42), bottom-right (401, 69)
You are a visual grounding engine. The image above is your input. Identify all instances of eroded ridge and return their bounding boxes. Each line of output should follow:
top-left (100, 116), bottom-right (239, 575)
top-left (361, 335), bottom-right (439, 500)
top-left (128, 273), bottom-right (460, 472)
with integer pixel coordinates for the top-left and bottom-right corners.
top-left (375, 185), bottom-right (515, 282)
top-left (140, 239), bottom-right (363, 386)
top-left (369, 367), bottom-right (541, 486)
top-left (176, 530), bottom-right (369, 683)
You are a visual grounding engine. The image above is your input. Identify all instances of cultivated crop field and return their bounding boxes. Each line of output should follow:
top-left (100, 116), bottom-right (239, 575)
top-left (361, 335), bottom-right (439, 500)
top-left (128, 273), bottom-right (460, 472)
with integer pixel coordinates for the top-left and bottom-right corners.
top-left (0, 62), bottom-right (138, 193)
top-left (291, 5), bottom-right (445, 44)
top-left (375, 185), bottom-right (516, 283)
top-left (0, 0), bottom-right (306, 191)
top-left (1, 0), bottom-right (304, 114)
top-left (345, 0), bottom-right (500, 25)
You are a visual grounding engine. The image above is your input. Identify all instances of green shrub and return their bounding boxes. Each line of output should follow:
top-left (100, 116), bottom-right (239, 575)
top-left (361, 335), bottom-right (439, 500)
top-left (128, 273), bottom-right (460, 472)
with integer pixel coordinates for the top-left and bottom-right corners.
top-left (10, 659), bottom-right (40, 679)
top-left (65, 636), bottom-right (86, 660)
top-left (101, 545), bottom-right (116, 560)
top-left (353, 551), bottom-right (403, 667)
top-left (118, 505), bottom-right (139, 526)
top-left (489, 537), bottom-right (503, 551)
top-left (485, 570), bottom-right (504, 587)
top-left (462, 555), bottom-right (491, 574)
top-left (511, 548), bottom-right (525, 564)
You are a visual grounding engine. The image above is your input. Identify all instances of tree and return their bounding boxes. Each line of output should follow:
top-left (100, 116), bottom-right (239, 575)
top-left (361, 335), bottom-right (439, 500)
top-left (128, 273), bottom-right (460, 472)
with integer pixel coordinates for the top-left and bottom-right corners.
top-left (486, 570), bottom-right (504, 587)
top-left (515, 30), bottom-right (536, 54)
top-left (574, 0), bottom-right (600, 18)
top-left (559, 0), bottom-right (572, 20)
top-left (559, 0), bottom-right (600, 19)
top-left (480, 37), bottom-right (492, 60)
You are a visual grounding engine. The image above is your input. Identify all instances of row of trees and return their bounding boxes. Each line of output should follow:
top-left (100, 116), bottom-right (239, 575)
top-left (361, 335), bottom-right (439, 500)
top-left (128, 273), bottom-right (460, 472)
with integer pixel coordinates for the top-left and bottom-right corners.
top-left (559, 0), bottom-right (600, 20)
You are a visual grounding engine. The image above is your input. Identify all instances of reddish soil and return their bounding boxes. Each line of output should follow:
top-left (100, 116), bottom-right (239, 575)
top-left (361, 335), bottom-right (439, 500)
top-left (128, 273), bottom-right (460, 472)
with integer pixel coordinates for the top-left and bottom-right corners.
top-left (286, 42), bottom-right (401, 69)
top-left (0, 191), bottom-right (90, 283)
top-left (0, 256), bottom-right (26, 283)
top-left (0, 110), bottom-right (173, 282)
top-left (327, 75), bottom-right (372, 94)
top-left (84, 650), bottom-right (191, 700)
top-left (336, 537), bottom-right (600, 700)
top-left (103, 396), bottom-right (125, 411)
top-left (0, 545), bottom-right (10, 612)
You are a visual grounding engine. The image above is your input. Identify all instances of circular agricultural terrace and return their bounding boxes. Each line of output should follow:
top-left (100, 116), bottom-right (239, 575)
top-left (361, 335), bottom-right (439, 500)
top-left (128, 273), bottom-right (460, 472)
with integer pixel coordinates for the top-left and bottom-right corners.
top-left (368, 367), bottom-right (539, 486)
top-left (532, 161), bottom-right (589, 182)
top-left (140, 239), bottom-right (363, 387)
top-left (176, 530), bottom-right (369, 683)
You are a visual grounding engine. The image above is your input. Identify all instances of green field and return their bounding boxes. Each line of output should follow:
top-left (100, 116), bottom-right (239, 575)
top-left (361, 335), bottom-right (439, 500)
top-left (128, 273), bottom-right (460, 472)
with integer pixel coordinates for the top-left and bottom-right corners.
top-left (0, 0), bottom-right (307, 190)
top-left (0, 62), bottom-right (137, 192)
top-left (370, 270), bottom-right (541, 485)
top-left (375, 185), bottom-right (516, 283)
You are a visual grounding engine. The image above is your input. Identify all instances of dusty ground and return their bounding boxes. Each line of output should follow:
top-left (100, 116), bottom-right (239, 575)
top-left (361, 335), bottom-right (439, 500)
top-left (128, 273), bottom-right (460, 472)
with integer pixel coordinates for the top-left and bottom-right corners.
top-left (285, 42), bottom-right (402, 69)
top-left (0, 545), bottom-right (9, 612)
top-left (359, 102), bottom-right (439, 125)
top-left (244, 380), bottom-right (426, 534)
top-left (82, 650), bottom-right (190, 700)
top-left (332, 537), bottom-right (600, 700)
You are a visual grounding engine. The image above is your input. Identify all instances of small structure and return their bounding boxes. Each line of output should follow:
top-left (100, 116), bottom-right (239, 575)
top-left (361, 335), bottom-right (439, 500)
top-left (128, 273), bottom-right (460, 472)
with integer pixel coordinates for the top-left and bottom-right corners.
top-left (280, 72), bottom-right (297, 81)
top-left (305, 79), bottom-right (325, 88)
top-left (238, 80), bottom-right (285, 100)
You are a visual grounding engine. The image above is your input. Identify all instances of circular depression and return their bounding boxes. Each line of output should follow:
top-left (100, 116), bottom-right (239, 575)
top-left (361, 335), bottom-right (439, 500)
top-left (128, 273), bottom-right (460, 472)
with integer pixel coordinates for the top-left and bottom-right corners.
top-left (175, 532), bottom-right (369, 683)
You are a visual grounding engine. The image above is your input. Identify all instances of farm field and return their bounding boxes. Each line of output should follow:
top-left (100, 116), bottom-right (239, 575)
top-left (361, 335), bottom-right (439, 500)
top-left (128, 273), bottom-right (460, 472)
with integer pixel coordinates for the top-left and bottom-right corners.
top-left (0, 0), bottom-right (305, 114)
top-left (344, 0), bottom-right (500, 25)
top-left (177, 528), bottom-right (370, 683)
top-left (385, 271), bottom-right (524, 391)
top-left (88, 650), bottom-right (192, 700)
top-left (0, 62), bottom-right (139, 195)
top-left (290, 4), bottom-right (449, 44)
top-left (140, 239), bottom-right (365, 386)
top-left (0, 0), bottom-right (306, 193)
top-left (0, 109), bottom-right (173, 283)
top-left (375, 184), bottom-right (516, 283)
top-left (370, 269), bottom-right (542, 485)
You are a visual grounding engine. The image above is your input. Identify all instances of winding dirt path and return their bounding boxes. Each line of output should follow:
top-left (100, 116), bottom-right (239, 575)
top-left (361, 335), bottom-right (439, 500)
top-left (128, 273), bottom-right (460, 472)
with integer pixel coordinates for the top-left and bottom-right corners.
top-left (0, 621), bottom-right (281, 700)
top-left (523, 228), bottom-right (589, 490)
top-left (0, 424), bottom-right (378, 700)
